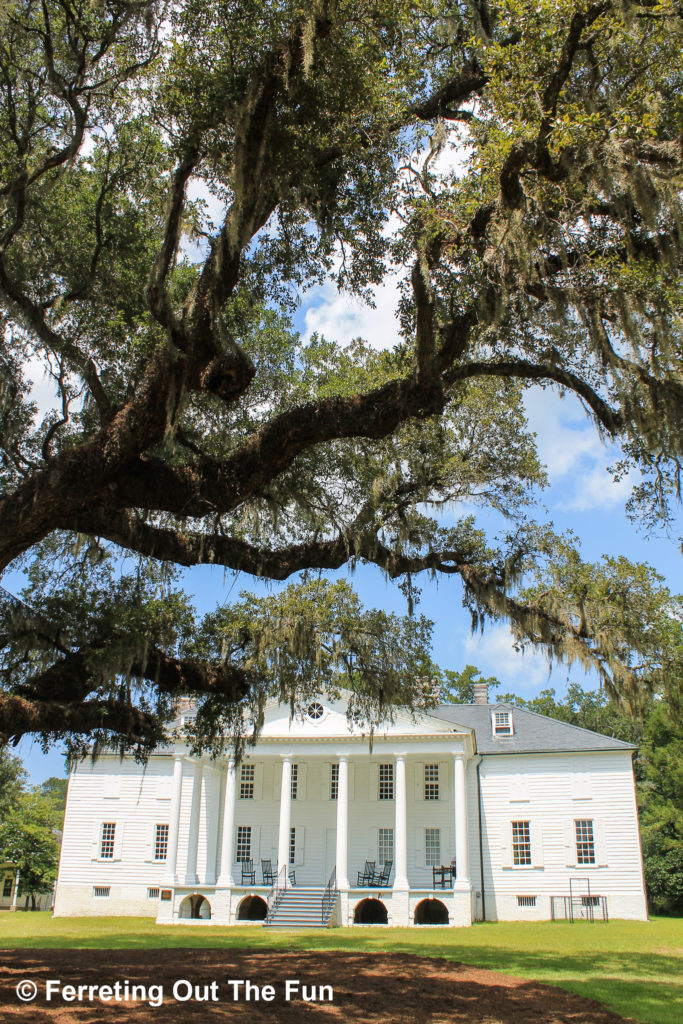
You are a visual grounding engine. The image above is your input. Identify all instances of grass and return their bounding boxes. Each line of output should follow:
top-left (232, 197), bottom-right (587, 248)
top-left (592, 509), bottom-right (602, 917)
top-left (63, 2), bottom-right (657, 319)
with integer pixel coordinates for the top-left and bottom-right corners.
top-left (0, 914), bottom-right (681, 1024)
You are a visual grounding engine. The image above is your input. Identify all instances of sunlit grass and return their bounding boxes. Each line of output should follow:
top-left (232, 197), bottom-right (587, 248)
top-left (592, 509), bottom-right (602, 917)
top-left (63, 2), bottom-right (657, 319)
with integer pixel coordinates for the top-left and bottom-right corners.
top-left (1, 913), bottom-right (681, 1024)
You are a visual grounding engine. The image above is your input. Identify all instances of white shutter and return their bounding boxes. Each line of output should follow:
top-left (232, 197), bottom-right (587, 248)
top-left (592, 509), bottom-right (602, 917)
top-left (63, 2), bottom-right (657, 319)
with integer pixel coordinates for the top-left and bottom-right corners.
top-left (500, 822), bottom-right (512, 869)
top-left (273, 763), bottom-right (282, 800)
top-left (297, 763), bottom-right (307, 800)
top-left (438, 761), bottom-right (449, 801)
top-left (113, 821), bottom-right (124, 861)
top-left (446, 827), bottom-right (455, 866)
top-left (595, 821), bottom-right (608, 867)
top-left (155, 777), bottom-right (172, 800)
top-left (103, 776), bottom-right (120, 800)
top-left (254, 763), bottom-right (263, 800)
top-left (145, 822), bottom-right (155, 862)
top-left (321, 764), bottom-right (331, 801)
top-left (369, 763), bottom-right (379, 801)
top-left (414, 762), bottom-right (424, 801)
top-left (564, 822), bottom-right (577, 867)
top-left (295, 826), bottom-right (305, 865)
top-left (531, 822), bottom-right (544, 868)
top-left (91, 822), bottom-right (101, 861)
top-left (348, 761), bottom-right (355, 800)
top-left (415, 827), bottom-right (425, 868)
top-left (251, 825), bottom-right (261, 863)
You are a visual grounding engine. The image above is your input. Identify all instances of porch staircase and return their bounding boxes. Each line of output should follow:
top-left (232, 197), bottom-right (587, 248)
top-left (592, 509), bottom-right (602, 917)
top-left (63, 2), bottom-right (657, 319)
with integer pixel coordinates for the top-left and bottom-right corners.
top-left (264, 868), bottom-right (339, 929)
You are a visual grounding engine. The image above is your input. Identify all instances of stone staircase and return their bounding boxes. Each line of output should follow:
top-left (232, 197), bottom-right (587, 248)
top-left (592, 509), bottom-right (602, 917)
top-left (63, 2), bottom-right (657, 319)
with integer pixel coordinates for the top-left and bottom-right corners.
top-left (264, 886), bottom-right (338, 929)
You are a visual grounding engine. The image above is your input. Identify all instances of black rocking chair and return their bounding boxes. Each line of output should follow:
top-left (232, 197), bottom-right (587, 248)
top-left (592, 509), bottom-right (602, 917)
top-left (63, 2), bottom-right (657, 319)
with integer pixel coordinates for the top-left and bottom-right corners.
top-left (432, 865), bottom-right (451, 889)
top-left (288, 870), bottom-right (296, 886)
top-left (261, 859), bottom-right (275, 885)
top-left (357, 860), bottom-right (376, 886)
top-left (370, 860), bottom-right (393, 887)
top-left (240, 859), bottom-right (255, 884)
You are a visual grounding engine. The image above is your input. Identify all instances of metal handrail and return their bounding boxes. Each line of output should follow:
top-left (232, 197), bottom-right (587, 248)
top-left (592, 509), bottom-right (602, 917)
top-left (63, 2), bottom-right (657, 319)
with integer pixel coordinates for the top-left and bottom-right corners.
top-left (322, 866), bottom-right (337, 924)
top-left (265, 864), bottom-right (288, 924)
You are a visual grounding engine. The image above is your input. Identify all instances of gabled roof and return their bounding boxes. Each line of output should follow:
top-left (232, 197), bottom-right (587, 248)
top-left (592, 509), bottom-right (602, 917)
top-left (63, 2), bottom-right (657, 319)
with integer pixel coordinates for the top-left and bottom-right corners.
top-left (430, 703), bottom-right (636, 755)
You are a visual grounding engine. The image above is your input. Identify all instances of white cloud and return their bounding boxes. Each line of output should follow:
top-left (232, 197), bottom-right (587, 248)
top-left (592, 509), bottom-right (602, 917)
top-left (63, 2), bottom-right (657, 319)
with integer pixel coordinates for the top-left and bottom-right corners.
top-left (303, 273), bottom-right (403, 350)
top-left (25, 354), bottom-right (61, 419)
top-left (565, 464), bottom-right (637, 513)
top-left (463, 624), bottom-right (550, 691)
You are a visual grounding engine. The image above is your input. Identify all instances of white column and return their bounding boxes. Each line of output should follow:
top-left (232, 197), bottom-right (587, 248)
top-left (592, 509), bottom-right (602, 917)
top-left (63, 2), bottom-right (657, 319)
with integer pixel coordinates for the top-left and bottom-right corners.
top-left (393, 754), bottom-right (409, 891)
top-left (184, 761), bottom-right (203, 885)
top-left (164, 755), bottom-right (183, 885)
top-left (336, 756), bottom-right (349, 890)
top-left (217, 759), bottom-right (236, 887)
top-left (454, 753), bottom-right (470, 885)
top-left (203, 765), bottom-right (220, 885)
top-left (277, 756), bottom-right (293, 872)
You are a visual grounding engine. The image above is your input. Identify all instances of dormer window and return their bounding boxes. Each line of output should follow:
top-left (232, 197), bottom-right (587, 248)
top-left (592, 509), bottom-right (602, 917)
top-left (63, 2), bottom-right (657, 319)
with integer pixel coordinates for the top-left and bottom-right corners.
top-left (493, 710), bottom-right (513, 736)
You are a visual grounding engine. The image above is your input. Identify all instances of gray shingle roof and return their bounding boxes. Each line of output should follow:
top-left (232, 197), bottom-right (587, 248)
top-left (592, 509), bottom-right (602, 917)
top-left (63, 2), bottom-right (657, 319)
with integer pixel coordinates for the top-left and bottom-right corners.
top-left (431, 703), bottom-right (636, 755)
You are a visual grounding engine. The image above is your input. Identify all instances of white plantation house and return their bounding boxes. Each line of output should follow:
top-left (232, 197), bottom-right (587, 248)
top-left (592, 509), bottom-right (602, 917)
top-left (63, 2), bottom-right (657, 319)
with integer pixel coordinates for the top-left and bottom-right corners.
top-left (54, 686), bottom-right (648, 927)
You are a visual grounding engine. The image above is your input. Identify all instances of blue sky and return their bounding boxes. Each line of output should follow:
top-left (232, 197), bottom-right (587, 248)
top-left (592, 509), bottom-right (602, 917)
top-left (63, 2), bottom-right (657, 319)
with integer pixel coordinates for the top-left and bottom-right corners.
top-left (12, 269), bottom-right (682, 787)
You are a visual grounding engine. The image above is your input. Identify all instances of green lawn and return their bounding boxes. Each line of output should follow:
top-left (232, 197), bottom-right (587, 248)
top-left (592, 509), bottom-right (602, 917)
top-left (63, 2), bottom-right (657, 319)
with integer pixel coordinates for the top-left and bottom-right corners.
top-left (0, 914), bottom-right (681, 1024)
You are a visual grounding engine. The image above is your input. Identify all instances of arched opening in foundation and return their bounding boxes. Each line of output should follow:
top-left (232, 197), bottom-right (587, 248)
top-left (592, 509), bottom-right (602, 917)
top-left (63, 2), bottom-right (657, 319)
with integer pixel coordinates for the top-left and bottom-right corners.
top-left (178, 893), bottom-right (211, 919)
top-left (414, 898), bottom-right (449, 925)
top-left (237, 895), bottom-right (268, 921)
top-left (353, 898), bottom-right (388, 924)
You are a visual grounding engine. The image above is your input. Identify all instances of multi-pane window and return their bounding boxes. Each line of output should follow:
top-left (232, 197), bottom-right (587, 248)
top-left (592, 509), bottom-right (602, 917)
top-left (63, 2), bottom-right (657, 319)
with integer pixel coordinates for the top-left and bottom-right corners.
top-left (289, 827), bottom-right (296, 865)
top-left (240, 763), bottom-right (254, 799)
top-left (100, 822), bottom-right (116, 859)
top-left (330, 763), bottom-right (339, 801)
top-left (2, 878), bottom-right (12, 898)
top-left (379, 763), bottom-right (394, 800)
top-left (494, 710), bottom-right (512, 735)
top-left (575, 819), bottom-right (595, 865)
top-left (291, 764), bottom-right (298, 800)
top-left (378, 827), bottom-right (394, 865)
top-left (425, 827), bottom-right (441, 867)
top-left (154, 824), bottom-right (169, 861)
top-left (512, 821), bottom-right (531, 866)
top-left (424, 764), bottom-right (439, 800)
top-left (236, 825), bottom-right (251, 861)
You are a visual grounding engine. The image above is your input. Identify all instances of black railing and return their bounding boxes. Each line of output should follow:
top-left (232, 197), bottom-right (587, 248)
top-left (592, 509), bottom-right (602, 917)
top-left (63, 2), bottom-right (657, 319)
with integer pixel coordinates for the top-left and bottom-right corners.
top-left (265, 864), bottom-right (288, 924)
top-left (322, 866), bottom-right (338, 924)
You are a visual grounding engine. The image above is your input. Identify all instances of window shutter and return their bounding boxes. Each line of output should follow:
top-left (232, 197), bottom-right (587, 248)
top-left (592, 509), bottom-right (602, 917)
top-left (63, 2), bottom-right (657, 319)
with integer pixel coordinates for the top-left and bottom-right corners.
top-left (320, 764), bottom-right (330, 801)
top-left (113, 821), bottom-right (124, 861)
top-left (531, 822), bottom-right (544, 868)
top-left (348, 762), bottom-right (355, 800)
top-left (414, 762), bottom-right (424, 801)
top-left (156, 777), bottom-right (172, 800)
top-left (369, 763), bottom-right (379, 801)
top-left (103, 776), bottom-right (120, 800)
top-left (254, 763), bottom-right (263, 800)
top-left (595, 822), bottom-right (608, 867)
top-left (91, 822), bottom-right (101, 860)
top-left (297, 763), bottom-right (307, 800)
top-left (295, 826), bottom-right (305, 865)
top-left (438, 761), bottom-right (449, 801)
top-left (500, 823), bottom-right (512, 869)
top-left (446, 827), bottom-right (455, 866)
top-left (564, 822), bottom-right (577, 867)
top-left (252, 825), bottom-right (261, 863)
top-left (414, 827), bottom-right (425, 868)
top-left (273, 763), bottom-right (282, 800)
top-left (145, 823), bottom-right (155, 862)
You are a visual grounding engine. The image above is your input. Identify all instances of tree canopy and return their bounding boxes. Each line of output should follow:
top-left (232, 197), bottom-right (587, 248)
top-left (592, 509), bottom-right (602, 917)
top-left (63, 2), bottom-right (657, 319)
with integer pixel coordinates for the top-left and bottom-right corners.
top-left (0, 0), bottom-right (682, 757)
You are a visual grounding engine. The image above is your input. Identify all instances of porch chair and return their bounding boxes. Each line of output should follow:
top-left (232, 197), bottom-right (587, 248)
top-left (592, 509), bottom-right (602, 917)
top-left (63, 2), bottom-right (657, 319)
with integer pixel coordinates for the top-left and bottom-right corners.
top-left (371, 860), bottom-right (392, 887)
top-left (288, 870), bottom-right (296, 886)
top-left (261, 859), bottom-right (275, 885)
top-left (356, 860), bottom-right (375, 886)
top-left (240, 859), bottom-right (255, 885)
top-left (432, 865), bottom-right (450, 889)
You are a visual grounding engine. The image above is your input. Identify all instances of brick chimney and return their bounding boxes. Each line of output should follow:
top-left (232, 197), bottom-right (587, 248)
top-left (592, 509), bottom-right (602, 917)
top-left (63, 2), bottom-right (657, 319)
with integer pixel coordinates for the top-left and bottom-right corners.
top-left (473, 682), bottom-right (489, 705)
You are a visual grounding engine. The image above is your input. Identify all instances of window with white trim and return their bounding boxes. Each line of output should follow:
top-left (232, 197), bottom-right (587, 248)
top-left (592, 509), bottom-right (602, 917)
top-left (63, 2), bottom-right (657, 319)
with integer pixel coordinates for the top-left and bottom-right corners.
top-left (2, 878), bottom-right (12, 898)
top-left (378, 827), bottom-right (393, 865)
top-left (512, 821), bottom-right (531, 866)
top-left (291, 764), bottom-right (298, 800)
top-left (236, 825), bottom-right (251, 861)
top-left (100, 822), bottom-right (116, 859)
top-left (239, 763), bottom-right (254, 799)
top-left (154, 824), bottom-right (169, 861)
top-left (148, 887), bottom-right (160, 899)
top-left (330, 763), bottom-right (339, 801)
top-left (289, 827), bottom-right (296, 865)
top-left (93, 886), bottom-right (110, 898)
top-left (575, 819), bottom-right (595, 865)
top-left (379, 763), bottom-right (394, 800)
top-left (424, 763), bottom-right (439, 800)
top-left (493, 710), bottom-right (512, 735)
top-left (425, 827), bottom-right (441, 867)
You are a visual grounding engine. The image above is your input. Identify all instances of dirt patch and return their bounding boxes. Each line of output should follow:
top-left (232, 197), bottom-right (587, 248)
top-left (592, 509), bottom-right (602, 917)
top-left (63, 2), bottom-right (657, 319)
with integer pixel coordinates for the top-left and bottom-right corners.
top-left (0, 950), bottom-right (631, 1024)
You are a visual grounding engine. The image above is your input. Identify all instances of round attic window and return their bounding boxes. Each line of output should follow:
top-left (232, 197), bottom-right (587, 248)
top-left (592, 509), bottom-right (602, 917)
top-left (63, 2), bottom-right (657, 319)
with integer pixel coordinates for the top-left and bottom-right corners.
top-left (307, 701), bottom-right (325, 721)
